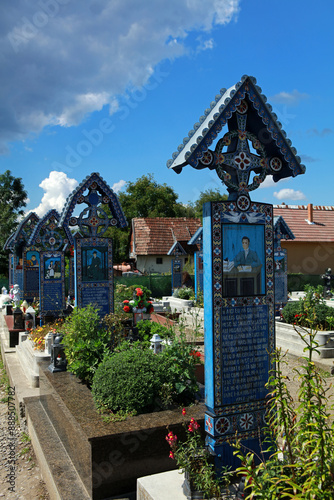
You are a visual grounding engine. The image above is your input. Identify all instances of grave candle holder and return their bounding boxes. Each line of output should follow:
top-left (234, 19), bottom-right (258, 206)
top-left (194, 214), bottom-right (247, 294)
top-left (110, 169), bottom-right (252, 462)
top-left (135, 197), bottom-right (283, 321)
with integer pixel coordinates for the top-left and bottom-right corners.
top-left (150, 333), bottom-right (162, 354)
top-left (49, 333), bottom-right (67, 373)
top-left (13, 307), bottom-right (24, 330)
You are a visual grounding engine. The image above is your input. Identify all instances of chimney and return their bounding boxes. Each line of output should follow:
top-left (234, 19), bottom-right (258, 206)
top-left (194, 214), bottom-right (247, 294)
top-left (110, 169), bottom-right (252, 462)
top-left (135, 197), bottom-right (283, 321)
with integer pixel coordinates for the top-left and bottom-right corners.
top-left (307, 203), bottom-right (313, 223)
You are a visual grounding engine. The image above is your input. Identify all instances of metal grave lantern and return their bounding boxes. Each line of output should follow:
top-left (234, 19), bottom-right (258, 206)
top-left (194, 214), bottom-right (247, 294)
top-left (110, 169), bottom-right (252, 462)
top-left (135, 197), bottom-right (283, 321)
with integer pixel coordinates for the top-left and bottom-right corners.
top-left (150, 333), bottom-right (163, 354)
top-left (167, 75), bottom-right (306, 469)
top-left (26, 306), bottom-right (36, 328)
top-left (49, 333), bottom-right (67, 372)
top-left (13, 307), bottom-right (24, 330)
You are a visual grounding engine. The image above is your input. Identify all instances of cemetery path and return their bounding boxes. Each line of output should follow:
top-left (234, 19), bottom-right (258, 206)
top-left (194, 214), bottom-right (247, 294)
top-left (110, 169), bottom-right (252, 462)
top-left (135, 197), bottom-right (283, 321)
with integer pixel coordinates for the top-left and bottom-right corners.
top-left (0, 367), bottom-right (49, 499)
top-left (0, 352), bottom-right (333, 500)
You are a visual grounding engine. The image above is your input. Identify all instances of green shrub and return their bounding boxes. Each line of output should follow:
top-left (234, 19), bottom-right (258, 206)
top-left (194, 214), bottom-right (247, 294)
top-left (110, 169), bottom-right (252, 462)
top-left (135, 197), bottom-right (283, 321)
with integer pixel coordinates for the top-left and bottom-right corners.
top-left (136, 319), bottom-right (172, 342)
top-left (61, 304), bottom-right (110, 385)
top-left (161, 336), bottom-right (199, 406)
top-left (173, 287), bottom-right (194, 300)
top-left (92, 346), bottom-right (170, 414)
top-left (103, 311), bottom-right (131, 350)
top-left (281, 285), bottom-right (334, 330)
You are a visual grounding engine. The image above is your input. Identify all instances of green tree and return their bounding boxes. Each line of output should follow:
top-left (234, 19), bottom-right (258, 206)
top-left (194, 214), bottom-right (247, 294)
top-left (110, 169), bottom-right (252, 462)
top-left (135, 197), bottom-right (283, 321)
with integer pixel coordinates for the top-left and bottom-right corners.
top-left (190, 188), bottom-right (228, 219)
top-left (0, 171), bottom-right (27, 275)
top-left (118, 173), bottom-right (192, 219)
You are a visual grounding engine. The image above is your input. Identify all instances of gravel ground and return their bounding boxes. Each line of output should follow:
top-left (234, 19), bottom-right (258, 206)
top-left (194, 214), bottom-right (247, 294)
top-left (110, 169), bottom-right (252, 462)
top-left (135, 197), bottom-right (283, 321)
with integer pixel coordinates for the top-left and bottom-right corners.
top-left (0, 363), bottom-right (49, 499)
top-left (0, 352), bottom-right (333, 500)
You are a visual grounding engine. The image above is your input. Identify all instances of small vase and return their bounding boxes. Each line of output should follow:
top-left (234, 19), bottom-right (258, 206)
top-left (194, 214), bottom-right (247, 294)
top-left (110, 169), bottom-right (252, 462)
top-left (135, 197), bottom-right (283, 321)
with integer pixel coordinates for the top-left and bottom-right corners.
top-left (183, 470), bottom-right (211, 500)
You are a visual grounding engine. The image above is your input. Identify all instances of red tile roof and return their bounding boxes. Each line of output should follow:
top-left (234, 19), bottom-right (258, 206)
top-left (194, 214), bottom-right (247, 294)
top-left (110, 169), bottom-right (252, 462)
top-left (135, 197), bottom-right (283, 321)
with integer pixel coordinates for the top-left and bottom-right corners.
top-left (131, 218), bottom-right (202, 255)
top-left (273, 204), bottom-right (334, 242)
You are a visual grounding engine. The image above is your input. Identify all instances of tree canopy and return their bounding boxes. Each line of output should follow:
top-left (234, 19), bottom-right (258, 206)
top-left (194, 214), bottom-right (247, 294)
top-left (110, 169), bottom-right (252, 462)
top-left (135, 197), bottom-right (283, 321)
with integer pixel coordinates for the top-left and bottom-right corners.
top-left (0, 170), bottom-right (27, 275)
top-left (189, 188), bottom-right (228, 219)
top-left (118, 173), bottom-right (189, 220)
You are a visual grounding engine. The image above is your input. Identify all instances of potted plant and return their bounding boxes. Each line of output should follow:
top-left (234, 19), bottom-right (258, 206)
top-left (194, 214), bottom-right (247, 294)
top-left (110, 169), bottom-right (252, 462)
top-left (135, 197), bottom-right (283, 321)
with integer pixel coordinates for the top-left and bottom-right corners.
top-left (122, 287), bottom-right (154, 325)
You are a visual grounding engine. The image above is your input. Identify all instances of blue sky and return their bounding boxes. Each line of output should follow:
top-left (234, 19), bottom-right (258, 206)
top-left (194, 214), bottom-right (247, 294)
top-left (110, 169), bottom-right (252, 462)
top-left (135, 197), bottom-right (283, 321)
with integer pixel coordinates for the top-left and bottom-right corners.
top-left (0, 0), bottom-right (333, 217)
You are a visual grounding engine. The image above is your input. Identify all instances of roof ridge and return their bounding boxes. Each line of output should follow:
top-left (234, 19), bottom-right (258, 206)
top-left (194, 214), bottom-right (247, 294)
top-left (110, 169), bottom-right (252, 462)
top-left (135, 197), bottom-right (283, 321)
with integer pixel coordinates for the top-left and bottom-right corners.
top-left (274, 204), bottom-right (334, 210)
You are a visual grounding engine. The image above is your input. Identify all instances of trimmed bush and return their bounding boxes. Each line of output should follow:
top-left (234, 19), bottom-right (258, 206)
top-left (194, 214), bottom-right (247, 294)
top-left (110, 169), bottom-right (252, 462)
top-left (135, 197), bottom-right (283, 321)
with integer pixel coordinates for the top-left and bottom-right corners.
top-left (92, 347), bottom-right (170, 414)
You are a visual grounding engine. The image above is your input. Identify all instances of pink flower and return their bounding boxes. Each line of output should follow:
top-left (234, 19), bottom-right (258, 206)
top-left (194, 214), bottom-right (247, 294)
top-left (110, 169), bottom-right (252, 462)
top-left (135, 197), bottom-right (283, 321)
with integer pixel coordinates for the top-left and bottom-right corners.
top-left (169, 451), bottom-right (175, 459)
top-left (182, 408), bottom-right (186, 416)
top-left (188, 418), bottom-right (200, 432)
top-left (165, 431), bottom-right (177, 446)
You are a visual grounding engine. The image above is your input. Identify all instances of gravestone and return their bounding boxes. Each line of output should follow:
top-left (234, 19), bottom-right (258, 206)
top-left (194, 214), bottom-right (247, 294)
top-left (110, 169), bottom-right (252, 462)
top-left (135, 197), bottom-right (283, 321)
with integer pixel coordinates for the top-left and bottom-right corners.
top-left (273, 216), bottom-right (294, 314)
top-left (188, 227), bottom-right (203, 299)
top-left (23, 247), bottom-right (40, 302)
top-left (167, 75), bottom-right (306, 469)
top-left (29, 209), bottom-right (71, 322)
top-left (167, 241), bottom-right (186, 293)
top-left (4, 212), bottom-right (39, 295)
top-left (59, 172), bottom-right (127, 317)
top-left (75, 237), bottom-right (113, 315)
top-left (40, 251), bottom-right (65, 319)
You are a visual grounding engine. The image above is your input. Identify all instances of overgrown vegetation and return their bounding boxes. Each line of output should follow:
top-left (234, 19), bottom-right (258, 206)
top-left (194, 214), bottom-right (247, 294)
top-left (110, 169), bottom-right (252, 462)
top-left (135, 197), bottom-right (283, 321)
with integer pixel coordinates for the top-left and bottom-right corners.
top-left (282, 284), bottom-right (334, 330)
top-left (234, 286), bottom-right (334, 499)
top-left (61, 304), bottom-right (110, 385)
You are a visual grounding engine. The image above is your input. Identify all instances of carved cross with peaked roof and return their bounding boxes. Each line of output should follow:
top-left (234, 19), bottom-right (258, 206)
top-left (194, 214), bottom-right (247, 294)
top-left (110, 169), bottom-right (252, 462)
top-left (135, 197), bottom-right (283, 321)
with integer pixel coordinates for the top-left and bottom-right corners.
top-left (167, 75), bottom-right (305, 211)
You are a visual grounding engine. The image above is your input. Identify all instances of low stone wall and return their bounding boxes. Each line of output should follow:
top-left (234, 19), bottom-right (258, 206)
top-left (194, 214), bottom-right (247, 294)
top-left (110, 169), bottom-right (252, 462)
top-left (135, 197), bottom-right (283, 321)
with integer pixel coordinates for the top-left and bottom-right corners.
top-left (275, 321), bottom-right (334, 359)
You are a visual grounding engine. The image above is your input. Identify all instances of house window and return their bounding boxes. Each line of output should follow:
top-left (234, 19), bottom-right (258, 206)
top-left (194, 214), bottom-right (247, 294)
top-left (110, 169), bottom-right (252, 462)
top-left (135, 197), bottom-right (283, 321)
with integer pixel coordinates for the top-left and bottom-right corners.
top-left (156, 257), bottom-right (163, 264)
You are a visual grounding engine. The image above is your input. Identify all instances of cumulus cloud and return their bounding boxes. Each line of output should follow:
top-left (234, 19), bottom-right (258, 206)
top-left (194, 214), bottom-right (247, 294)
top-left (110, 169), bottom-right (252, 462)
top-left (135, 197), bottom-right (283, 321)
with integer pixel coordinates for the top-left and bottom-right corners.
top-left (273, 188), bottom-right (307, 201)
top-left (0, 0), bottom-right (240, 153)
top-left (31, 171), bottom-right (78, 217)
top-left (112, 179), bottom-right (126, 193)
top-left (270, 89), bottom-right (309, 106)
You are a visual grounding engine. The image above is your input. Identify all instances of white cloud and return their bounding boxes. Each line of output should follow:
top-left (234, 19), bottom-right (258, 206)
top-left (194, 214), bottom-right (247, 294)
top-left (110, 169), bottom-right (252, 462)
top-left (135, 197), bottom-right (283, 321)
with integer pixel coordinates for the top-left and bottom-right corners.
top-left (112, 179), bottom-right (126, 193)
top-left (273, 188), bottom-right (307, 201)
top-left (270, 89), bottom-right (309, 106)
top-left (32, 171), bottom-right (78, 217)
top-left (0, 0), bottom-right (240, 153)
top-left (259, 177), bottom-right (287, 189)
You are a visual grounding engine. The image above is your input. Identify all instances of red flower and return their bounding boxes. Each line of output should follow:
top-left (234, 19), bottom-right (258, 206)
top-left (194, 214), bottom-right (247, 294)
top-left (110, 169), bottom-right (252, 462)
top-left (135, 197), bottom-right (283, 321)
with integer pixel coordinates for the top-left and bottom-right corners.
top-left (188, 418), bottom-right (200, 432)
top-left (123, 305), bottom-right (130, 313)
top-left (123, 300), bottom-right (129, 304)
top-left (190, 350), bottom-right (201, 359)
top-left (135, 288), bottom-right (143, 296)
top-left (169, 451), bottom-right (175, 459)
top-left (182, 408), bottom-right (186, 416)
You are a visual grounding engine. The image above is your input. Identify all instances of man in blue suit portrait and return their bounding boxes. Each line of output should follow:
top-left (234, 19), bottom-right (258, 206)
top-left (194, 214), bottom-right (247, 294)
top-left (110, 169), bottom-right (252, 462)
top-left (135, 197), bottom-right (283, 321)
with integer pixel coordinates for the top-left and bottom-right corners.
top-left (234, 236), bottom-right (261, 270)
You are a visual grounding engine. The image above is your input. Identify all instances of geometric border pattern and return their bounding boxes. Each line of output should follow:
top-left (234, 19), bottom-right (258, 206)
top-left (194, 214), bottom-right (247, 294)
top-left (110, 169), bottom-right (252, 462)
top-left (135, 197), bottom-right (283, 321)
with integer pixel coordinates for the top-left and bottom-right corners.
top-left (75, 237), bottom-right (114, 315)
top-left (205, 201), bottom-right (275, 444)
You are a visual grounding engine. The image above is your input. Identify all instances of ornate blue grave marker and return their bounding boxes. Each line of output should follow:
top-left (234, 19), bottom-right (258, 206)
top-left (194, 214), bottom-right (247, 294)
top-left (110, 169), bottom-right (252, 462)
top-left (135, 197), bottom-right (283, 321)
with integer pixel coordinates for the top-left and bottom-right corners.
top-left (188, 227), bottom-right (203, 298)
top-left (75, 237), bottom-right (113, 315)
top-left (4, 212), bottom-right (39, 293)
top-left (29, 209), bottom-right (70, 320)
top-left (23, 247), bottom-right (40, 302)
top-left (273, 216), bottom-right (294, 314)
top-left (168, 241), bottom-right (187, 293)
top-left (167, 75), bottom-right (305, 468)
top-left (60, 172), bottom-right (127, 317)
